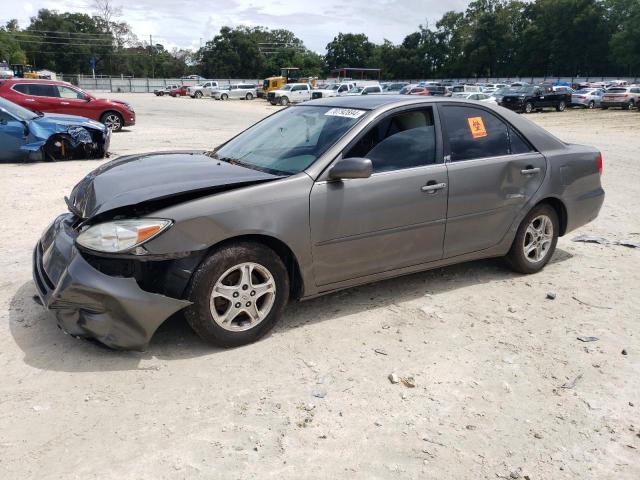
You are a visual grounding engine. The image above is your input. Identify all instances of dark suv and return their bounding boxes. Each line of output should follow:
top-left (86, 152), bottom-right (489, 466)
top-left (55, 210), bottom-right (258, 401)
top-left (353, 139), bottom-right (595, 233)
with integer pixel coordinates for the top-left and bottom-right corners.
top-left (500, 85), bottom-right (570, 113)
top-left (0, 79), bottom-right (135, 131)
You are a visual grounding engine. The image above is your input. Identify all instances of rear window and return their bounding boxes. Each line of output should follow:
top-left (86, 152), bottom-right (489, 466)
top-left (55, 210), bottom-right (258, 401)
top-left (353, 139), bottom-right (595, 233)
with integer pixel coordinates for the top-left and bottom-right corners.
top-left (442, 105), bottom-right (533, 161)
top-left (607, 88), bottom-right (627, 93)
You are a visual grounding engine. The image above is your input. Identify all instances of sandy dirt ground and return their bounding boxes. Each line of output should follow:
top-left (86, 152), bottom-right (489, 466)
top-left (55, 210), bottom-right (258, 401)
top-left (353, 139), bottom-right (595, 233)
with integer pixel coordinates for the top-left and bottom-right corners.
top-left (0, 94), bottom-right (638, 479)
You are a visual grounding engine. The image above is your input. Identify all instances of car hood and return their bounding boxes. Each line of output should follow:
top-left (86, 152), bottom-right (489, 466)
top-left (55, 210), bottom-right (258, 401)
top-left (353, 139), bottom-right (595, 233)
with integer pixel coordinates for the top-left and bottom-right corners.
top-left (69, 151), bottom-right (283, 219)
top-left (32, 113), bottom-right (106, 131)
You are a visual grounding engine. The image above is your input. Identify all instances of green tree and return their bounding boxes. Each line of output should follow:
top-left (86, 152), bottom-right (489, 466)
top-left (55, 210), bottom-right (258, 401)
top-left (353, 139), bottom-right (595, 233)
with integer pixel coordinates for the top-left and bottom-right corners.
top-left (605, 0), bottom-right (640, 74)
top-left (325, 33), bottom-right (374, 70)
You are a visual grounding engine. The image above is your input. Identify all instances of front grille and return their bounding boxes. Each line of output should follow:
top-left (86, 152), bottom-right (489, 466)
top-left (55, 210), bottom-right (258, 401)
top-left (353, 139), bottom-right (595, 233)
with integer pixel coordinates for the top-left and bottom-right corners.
top-left (267, 92), bottom-right (275, 101)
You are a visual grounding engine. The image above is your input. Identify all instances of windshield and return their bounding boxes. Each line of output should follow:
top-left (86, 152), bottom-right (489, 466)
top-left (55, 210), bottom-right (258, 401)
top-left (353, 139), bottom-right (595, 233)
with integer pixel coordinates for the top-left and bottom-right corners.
top-left (0, 96), bottom-right (38, 121)
top-left (324, 84), bottom-right (339, 90)
top-left (211, 106), bottom-right (367, 175)
top-left (513, 86), bottom-right (535, 94)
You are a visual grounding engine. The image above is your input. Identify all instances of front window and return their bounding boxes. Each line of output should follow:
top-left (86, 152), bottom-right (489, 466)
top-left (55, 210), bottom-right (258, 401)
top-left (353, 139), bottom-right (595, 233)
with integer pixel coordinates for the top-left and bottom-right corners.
top-left (280, 85), bottom-right (293, 91)
top-left (211, 106), bottom-right (367, 175)
top-left (0, 96), bottom-right (38, 120)
top-left (57, 85), bottom-right (86, 99)
top-left (344, 108), bottom-right (436, 173)
top-left (348, 87), bottom-right (364, 94)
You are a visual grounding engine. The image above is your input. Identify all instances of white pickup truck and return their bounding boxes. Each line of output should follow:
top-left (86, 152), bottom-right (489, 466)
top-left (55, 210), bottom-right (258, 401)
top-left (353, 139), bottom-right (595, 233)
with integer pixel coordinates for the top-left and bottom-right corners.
top-left (311, 82), bottom-right (357, 99)
top-left (267, 83), bottom-right (312, 105)
top-left (188, 81), bottom-right (220, 98)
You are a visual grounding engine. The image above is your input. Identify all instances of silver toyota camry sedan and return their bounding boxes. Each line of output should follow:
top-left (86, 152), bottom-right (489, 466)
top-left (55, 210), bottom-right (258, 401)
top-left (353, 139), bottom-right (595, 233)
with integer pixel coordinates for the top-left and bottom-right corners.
top-left (33, 96), bottom-right (605, 350)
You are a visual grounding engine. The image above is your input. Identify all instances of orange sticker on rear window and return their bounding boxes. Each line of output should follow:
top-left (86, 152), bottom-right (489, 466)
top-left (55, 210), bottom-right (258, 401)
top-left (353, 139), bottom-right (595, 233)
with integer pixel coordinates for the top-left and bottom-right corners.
top-left (467, 117), bottom-right (487, 139)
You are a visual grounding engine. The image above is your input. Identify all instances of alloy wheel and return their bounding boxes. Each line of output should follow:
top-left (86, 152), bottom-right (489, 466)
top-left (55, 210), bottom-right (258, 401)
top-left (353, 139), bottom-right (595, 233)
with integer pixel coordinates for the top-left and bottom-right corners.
top-left (523, 215), bottom-right (554, 263)
top-left (103, 114), bottom-right (122, 131)
top-left (209, 262), bottom-right (276, 332)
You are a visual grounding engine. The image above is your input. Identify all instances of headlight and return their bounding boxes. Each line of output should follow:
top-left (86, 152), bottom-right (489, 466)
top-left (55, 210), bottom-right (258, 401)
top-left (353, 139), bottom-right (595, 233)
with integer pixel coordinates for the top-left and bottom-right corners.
top-left (76, 219), bottom-right (171, 253)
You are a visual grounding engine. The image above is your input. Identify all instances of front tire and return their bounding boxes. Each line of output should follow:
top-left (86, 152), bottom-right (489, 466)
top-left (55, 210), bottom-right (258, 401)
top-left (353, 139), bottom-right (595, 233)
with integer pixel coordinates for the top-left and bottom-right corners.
top-left (556, 100), bottom-right (566, 112)
top-left (505, 204), bottom-right (559, 274)
top-left (185, 242), bottom-right (289, 348)
top-left (588, 100), bottom-right (595, 109)
top-left (100, 111), bottom-right (124, 132)
top-left (524, 102), bottom-right (533, 113)
top-left (221, 93), bottom-right (228, 101)
top-left (279, 96), bottom-right (290, 106)
top-left (194, 91), bottom-right (203, 98)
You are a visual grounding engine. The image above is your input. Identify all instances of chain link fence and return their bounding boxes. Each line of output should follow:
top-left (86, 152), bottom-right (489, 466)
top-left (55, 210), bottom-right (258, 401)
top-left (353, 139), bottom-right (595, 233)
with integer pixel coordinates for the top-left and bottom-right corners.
top-left (59, 75), bottom-right (639, 92)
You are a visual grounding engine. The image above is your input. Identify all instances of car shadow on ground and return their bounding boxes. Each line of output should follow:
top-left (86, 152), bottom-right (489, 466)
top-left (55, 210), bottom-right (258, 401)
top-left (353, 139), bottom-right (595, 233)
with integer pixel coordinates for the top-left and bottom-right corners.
top-left (8, 249), bottom-right (573, 373)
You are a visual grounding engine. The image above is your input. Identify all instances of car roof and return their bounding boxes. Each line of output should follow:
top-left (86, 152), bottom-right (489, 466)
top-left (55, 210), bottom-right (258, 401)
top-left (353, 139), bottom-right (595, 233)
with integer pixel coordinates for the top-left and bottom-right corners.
top-left (2, 78), bottom-right (70, 86)
top-left (304, 95), bottom-right (461, 110)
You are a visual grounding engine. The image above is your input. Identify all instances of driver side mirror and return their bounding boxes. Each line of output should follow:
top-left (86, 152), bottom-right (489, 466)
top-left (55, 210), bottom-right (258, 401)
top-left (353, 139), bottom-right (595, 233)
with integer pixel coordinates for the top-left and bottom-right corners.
top-left (328, 157), bottom-right (373, 180)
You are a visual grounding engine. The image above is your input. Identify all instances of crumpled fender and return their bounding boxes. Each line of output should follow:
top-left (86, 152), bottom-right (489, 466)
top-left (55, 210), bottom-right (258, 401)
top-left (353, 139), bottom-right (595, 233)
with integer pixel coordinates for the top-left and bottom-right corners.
top-left (48, 251), bottom-right (192, 350)
top-left (20, 141), bottom-right (45, 161)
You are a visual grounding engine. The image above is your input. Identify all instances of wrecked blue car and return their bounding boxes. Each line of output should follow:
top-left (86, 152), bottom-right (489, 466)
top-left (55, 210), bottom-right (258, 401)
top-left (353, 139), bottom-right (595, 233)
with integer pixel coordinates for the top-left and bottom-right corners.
top-left (0, 96), bottom-right (110, 162)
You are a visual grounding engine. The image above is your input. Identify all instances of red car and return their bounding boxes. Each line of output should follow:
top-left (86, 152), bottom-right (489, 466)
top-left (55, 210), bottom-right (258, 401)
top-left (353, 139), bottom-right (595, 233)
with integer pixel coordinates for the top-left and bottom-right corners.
top-left (0, 79), bottom-right (135, 131)
top-left (169, 86), bottom-right (189, 97)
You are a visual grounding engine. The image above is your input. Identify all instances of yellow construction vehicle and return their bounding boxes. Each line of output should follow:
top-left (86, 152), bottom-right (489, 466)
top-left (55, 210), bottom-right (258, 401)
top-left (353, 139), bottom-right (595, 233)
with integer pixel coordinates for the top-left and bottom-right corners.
top-left (259, 67), bottom-right (302, 98)
top-left (11, 64), bottom-right (39, 79)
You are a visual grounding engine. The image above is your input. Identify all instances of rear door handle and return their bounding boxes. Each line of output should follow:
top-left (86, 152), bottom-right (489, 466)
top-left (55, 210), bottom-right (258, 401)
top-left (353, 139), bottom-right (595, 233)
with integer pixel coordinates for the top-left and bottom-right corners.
top-left (60, 102), bottom-right (70, 105)
top-left (421, 182), bottom-right (447, 193)
top-left (521, 167), bottom-right (541, 175)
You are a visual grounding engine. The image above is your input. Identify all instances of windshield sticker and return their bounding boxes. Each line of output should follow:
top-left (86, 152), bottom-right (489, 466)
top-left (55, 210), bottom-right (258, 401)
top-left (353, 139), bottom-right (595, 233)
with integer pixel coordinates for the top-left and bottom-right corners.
top-left (325, 108), bottom-right (366, 119)
top-left (467, 116), bottom-right (487, 139)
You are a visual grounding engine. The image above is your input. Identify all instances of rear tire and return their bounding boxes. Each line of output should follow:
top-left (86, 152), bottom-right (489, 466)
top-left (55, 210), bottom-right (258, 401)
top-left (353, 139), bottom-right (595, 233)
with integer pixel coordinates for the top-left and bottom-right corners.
top-left (185, 242), bottom-right (289, 348)
top-left (245, 92), bottom-right (254, 100)
top-left (588, 100), bottom-right (595, 109)
top-left (505, 204), bottom-right (559, 274)
top-left (625, 100), bottom-right (634, 110)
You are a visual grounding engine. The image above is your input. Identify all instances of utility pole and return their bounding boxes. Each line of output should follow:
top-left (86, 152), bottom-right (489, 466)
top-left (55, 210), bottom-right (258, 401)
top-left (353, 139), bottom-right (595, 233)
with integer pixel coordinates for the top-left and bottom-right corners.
top-left (150, 34), bottom-right (155, 78)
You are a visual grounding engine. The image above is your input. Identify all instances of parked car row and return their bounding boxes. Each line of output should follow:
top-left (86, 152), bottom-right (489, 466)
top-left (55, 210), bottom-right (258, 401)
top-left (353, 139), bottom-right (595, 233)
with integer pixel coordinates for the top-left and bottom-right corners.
top-left (155, 81), bottom-right (260, 101)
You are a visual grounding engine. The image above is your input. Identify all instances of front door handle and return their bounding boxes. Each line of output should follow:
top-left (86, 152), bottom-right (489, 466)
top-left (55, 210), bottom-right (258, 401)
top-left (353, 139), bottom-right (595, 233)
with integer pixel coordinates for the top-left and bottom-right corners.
top-left (421, 182), bottom-right (447, 193)
top-left (521, 167), bottom-right (541, 175)
top-left (60, 102), bottom-right (70, 105)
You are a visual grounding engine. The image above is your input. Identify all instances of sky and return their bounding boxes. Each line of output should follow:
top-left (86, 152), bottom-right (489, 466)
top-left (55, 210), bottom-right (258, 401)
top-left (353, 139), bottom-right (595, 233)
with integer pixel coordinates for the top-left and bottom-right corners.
top-left (2, 0), bottom-right (471, 52)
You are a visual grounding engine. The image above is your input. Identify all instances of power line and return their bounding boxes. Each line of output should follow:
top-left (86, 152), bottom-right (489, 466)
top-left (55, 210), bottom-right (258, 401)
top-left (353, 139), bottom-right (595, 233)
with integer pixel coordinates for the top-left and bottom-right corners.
top-left (8, 28), bottom-right (115, 38)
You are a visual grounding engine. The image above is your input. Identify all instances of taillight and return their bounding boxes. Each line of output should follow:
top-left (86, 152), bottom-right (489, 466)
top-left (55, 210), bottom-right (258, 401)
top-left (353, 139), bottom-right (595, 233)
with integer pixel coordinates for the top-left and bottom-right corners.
top-left (597, 152), bottom-right (603, 175)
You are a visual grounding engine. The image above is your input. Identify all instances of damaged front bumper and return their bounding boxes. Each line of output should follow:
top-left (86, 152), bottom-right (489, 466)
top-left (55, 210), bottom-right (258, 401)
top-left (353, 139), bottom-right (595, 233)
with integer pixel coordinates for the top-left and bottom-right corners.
top-left (33, 214), bottom-right (191, 350)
